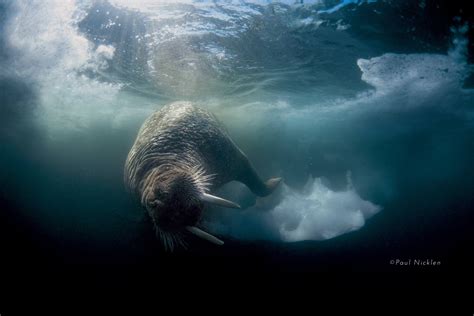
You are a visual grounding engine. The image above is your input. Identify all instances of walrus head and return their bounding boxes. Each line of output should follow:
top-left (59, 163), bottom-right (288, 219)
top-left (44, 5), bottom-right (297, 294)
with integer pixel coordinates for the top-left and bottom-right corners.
top-left (141, 164), bottom-right (240, 250)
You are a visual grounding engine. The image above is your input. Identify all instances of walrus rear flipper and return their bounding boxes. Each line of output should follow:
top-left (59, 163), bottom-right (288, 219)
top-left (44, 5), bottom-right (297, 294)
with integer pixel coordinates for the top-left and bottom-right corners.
top-left (237, 156), bottom-right (282, 197)
top-left (255, 181), bottom-right (284, 210)
top-left (265, 177), bottom-right (283, 194)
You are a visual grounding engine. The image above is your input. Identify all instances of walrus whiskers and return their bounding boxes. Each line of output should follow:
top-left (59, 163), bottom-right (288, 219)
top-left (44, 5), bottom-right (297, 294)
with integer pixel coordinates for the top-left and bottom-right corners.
top-left (155, 225), bottom-right (187, 251)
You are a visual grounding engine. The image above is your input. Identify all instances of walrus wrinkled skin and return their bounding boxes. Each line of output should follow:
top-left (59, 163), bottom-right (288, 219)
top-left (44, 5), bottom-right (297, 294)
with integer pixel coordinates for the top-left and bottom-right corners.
top-left (124, 101), bottom-right (281, 249)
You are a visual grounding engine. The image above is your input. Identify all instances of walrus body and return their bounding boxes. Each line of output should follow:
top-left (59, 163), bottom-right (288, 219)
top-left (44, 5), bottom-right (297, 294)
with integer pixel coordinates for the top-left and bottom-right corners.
top-left (124, 101), bottom-right (280, 249)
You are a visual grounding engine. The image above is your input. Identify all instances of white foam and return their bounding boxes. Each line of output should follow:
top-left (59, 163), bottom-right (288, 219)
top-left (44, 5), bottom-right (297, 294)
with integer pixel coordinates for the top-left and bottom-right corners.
top-left (273, 176), bottom-right (380, 241)
top-left (356, 23), bottom-right (470, 102)
top-left (7, 1), bottom-right (91, 78)
top-left (207, 174), bottom-right (381, 242)
top-left (5, 0), bottom-right (126, 136)
top-left (357, 53), bottom-right (467, 96)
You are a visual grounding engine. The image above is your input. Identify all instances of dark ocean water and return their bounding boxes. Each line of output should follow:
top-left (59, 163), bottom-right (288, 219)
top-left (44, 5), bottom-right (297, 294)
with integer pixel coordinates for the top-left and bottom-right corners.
top-left (1, 0), bottom-right (474, 298)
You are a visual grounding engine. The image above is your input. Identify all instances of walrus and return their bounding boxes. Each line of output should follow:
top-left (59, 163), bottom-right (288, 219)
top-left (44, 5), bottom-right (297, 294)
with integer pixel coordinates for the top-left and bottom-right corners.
top-left (124, 101), bottom-right (281, 250)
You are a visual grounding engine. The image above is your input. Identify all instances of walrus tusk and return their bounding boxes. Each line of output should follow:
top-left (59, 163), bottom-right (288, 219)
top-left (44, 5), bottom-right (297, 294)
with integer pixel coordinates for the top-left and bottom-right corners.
top-left (200, 193), bottom-right (241, 209)
top-left (186, 226), bottom-right (224, 245)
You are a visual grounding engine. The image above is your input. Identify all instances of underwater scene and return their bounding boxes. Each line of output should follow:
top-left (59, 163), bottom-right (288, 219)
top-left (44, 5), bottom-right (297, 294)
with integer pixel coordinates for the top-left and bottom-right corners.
top-left (1, 0), bottom-right (473, 292)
